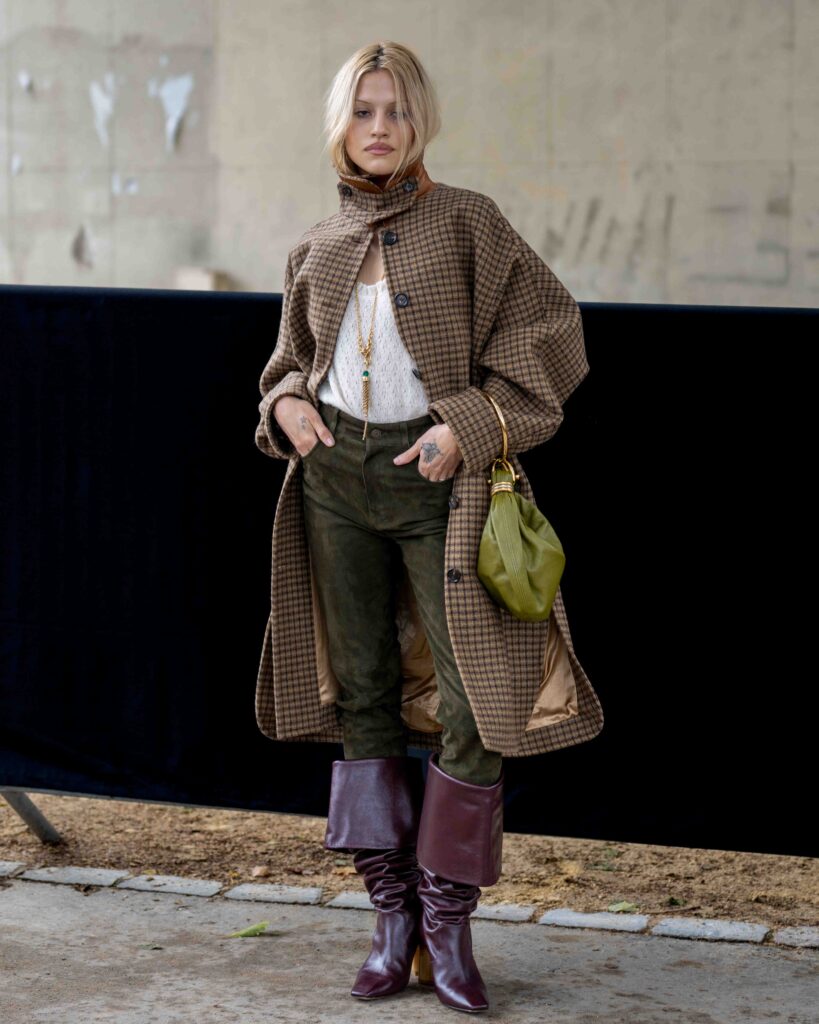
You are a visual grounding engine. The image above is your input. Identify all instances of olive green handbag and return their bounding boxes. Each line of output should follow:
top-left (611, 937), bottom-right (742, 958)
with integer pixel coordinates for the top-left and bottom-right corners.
top-left (476, 390), bottom-right (565, 622)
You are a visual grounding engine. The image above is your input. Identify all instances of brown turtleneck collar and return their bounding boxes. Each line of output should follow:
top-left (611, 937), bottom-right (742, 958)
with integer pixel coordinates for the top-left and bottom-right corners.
top-left (336, 157), bottom-right (438, 226)
top-left (338, 157), bottom-right (436, 197)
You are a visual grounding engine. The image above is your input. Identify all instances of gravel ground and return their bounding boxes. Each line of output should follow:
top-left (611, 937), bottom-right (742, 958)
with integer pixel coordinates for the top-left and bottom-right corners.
top-left (1, 793), bottom-right (817, 927)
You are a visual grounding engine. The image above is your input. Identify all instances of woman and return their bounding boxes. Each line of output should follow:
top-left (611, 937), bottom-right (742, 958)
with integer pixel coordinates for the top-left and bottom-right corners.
top-left (254, 41), bottom-right (603, 1014)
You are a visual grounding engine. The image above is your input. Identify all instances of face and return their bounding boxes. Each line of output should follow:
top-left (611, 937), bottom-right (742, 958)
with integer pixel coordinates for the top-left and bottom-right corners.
top-left (344, 69), bottom-right (416, 186)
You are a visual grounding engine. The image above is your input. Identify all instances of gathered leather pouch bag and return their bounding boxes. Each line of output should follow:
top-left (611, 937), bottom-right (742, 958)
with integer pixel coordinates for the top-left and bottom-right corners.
top-left (476, 390), bottom-right (565, 622)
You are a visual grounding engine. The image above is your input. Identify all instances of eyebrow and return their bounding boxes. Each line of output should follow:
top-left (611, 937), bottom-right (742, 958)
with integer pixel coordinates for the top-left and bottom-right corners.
top-left (354, 99), bottom-right (400, 106)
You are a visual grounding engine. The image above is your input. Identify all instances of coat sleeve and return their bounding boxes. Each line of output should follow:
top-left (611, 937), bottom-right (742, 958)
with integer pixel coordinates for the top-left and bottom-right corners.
top-left (255, 250), bottom-right (312, 460)
top-left (426, 212), bottom-right (589, 476)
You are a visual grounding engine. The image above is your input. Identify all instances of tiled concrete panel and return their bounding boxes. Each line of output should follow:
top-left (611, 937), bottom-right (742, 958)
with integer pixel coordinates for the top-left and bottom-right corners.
top-left (224, 883), bottom-right (323, 904)
top-left (0, 27), bottom-right (10, 281)
top-left (452, 158), bottom-right (669, 304)
top-left (1, 0), bottom-right (112, 43)
top-left (0, 29), bottom-right (9, 186)
top-left (216, 0), bottom-right (321, 51)
top-left (772, 925), bottom-right (819, 948)
top-left (213, 162), bottom-right (319, 291)
top-left (667, 0), bottom-right (792, 162)
top-left (539, 908), bottom-right (649, 932)
top-left (116, 873), bottom-right (222, 896)
top-left (665, 159), bottom-right (793, 308)
top-left (552, 159), bottom-right (668, 303)
top-left (550, 0), bottom-right (667, 164)
top-left (113, 0), bottom-right (214, 49)
top-left (652, 917), bottom-right (769, 943)
top-left (20, 865), bottom-right (131, 886)
top-left (471, 902), bottom-right (536, 922)
top-left (9, 167), bottom-right (114, 284)
top-left (793, 0), bottom-right (819, 161)
top-left (325, 890), bottom-right (374, 910)
top-left (112, 45), bottom-right (213, 169)
top-left (112, 165), bottom-right (215, 287)
top-left (213, 44), bottom-right (318, 172)
top-left (0, 861), bottom-right (26, 876)
top-left (792, 161), bottom-right (819, 296)
top-left (431, 1), bottom-right (549, 165)
top-left (8, 27), bottom-right (111, 171)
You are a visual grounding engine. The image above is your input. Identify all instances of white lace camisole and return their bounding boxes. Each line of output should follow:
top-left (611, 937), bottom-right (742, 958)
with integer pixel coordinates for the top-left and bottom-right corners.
top-left (316, 277), bottom-right (430, 422)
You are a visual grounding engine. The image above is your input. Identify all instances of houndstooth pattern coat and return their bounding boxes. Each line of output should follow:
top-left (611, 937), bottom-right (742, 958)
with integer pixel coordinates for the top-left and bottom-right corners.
top-left (254, 161), bottom-right (604, 758)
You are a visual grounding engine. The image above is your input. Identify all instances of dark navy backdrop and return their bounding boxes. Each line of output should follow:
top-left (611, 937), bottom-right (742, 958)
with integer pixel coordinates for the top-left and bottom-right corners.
top-left (0, 283), bottom-right (814, 857)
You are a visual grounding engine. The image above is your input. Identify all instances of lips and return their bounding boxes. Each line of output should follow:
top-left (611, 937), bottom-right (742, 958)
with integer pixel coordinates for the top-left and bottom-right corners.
top-left (366, 147), bottom-right (393, 153)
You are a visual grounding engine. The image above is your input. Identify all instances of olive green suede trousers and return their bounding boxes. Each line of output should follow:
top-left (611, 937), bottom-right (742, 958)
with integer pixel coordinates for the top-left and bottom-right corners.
top-left (301, 399), bottom-right (503, 787)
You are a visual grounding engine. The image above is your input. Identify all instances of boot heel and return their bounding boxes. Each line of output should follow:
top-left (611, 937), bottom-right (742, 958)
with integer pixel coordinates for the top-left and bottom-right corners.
top-left (412, 942), bottom-right (434, 985)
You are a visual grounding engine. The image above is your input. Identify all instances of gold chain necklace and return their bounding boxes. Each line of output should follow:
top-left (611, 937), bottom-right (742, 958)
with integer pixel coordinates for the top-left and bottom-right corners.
top-left (353, 280), bottom-right (379, 440)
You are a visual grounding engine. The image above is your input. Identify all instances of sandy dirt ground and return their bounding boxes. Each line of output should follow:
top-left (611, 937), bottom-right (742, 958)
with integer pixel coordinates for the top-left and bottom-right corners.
top-left (1, 793), bottom-right (816, 929)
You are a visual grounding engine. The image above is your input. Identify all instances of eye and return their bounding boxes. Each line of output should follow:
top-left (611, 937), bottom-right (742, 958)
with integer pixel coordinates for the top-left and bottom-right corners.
top-left (354, 109), bottom-right (408, 119)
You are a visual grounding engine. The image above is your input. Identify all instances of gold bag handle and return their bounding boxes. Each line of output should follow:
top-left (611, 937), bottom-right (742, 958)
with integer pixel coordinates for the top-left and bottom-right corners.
top-left (478, 389), bottom-right (518, 492)
top-left (478, 388), bottom-right (507, 458)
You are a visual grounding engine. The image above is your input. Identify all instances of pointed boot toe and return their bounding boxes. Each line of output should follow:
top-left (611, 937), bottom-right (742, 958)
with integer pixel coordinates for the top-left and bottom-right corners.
top-left (350, 908), bottom-right (421, 998)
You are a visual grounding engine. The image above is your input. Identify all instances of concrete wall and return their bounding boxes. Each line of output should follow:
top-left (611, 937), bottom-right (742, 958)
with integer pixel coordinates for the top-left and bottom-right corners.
top-left (0, 0), bottom-right (817, 306)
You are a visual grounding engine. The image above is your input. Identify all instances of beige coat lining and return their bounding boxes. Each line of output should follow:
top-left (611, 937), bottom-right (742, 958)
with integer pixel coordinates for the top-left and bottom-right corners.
top-left (309, 548), bottom-right (578, 737)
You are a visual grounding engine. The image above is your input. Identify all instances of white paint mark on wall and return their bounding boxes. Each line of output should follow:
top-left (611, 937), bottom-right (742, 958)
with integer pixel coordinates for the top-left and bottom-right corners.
top-left (71, 224), bottom-right (94, 268)
top-left (147, 73), bottom-right (194, 152)
top-left (89, 72), bottom-right (117, 149)
top-left (111, 172), bottom-right (139, 196)
top-left (17, 70), bottom-right (34, 93)
top-left (10, 153), bottom-right (23, 176)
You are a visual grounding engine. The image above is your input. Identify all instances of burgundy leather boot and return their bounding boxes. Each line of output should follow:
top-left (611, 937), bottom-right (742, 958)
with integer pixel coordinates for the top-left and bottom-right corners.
top-left (414, 753), bottom-right (504, 1013)
top-left (324, 755), bottom-right (426, 999)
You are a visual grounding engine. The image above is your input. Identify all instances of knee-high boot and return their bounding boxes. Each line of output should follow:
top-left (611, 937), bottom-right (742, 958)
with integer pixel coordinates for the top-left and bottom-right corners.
top-left (324, 755), bottom-right (426, 999)
top-left (414, 752), bottom-right (504, 1013)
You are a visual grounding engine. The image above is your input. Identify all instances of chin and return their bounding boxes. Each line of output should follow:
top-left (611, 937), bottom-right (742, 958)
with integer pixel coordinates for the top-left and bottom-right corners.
top-left (360, 154), bottom-right (397, 171)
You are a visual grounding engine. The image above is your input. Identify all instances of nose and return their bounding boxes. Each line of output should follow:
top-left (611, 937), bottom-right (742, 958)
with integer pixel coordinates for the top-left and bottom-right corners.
top-left (371, 111), bottom-right (390, 134)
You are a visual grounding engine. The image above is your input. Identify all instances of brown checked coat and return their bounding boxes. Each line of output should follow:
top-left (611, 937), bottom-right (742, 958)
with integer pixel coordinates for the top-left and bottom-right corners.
top-left (254, 161), bottom-right (604, 758)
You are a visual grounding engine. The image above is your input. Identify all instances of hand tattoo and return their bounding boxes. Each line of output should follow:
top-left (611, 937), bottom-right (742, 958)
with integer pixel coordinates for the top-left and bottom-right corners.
top-left (299, 414), bottom-right (309, 431)
top-left (420, 441), bottom-right (442, 464)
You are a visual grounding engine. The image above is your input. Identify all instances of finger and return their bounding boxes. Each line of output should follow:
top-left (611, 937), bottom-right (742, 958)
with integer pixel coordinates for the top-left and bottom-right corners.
top-left (306, 410), bottom-right (335, 446)
top-left (392, 438), bottom-right (420, 464)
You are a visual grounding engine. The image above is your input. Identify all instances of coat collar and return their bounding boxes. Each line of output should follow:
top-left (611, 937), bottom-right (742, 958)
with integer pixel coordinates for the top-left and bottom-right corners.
top-left (336, 157), bottom-right (436, 226)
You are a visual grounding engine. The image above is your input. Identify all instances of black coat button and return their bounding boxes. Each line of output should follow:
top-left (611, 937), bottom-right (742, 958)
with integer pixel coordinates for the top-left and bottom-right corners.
top-left (446, 568), bottom-right (462, 582)
top-left (394, 292), bottom-right (409, 307)
top-left (448, 494), bottom-right (460, 509)
top-left (411, 367), bottom-right (422, 380)
top-left (402, 178), bottom-right (417, 192)
top-left (340, 184), bottom-right (352, 196)
top-left (383, 229), bottom-right (398, 245)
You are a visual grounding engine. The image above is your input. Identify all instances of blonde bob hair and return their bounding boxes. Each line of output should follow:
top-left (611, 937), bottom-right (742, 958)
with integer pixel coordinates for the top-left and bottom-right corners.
top-left (323, 41), bottom-right (441, 186)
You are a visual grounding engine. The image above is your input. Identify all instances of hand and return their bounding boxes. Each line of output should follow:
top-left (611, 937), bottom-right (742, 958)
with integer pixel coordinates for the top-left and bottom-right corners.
top-left (273, 395), bottom-right (335, 457)
top-left (392, 423), bottom-right (463, 481)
